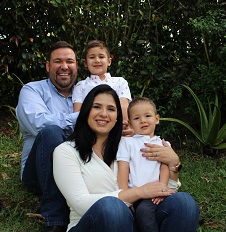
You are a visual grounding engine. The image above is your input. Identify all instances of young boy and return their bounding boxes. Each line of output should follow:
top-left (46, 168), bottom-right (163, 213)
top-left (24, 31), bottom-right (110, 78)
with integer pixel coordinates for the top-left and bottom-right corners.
top-left (116, 97), bottom-right (170, 232)
top-left (72, 40), bottom-right (132, 134)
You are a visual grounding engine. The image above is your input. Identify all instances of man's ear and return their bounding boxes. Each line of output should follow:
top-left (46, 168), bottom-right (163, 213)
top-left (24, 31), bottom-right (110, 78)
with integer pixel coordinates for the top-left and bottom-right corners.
top-left (46, 61), bottom-right (50, 72)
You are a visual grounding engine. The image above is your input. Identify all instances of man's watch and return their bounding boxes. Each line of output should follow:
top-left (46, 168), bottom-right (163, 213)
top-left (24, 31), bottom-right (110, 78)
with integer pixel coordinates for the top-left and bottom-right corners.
top-left (169, 162), bottom-right (182, 173)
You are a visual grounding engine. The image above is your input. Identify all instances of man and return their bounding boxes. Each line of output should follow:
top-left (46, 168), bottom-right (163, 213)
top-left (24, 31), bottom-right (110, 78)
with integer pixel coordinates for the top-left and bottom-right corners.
top-left (16, 41), bottom-right (79, 232)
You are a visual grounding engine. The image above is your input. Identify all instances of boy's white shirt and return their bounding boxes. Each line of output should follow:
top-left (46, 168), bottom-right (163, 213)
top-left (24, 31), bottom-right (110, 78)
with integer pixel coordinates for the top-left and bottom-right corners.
top-left (116, 135), bottom-right (181, 190)
top-left (72, 73), bottom-right (131, 103)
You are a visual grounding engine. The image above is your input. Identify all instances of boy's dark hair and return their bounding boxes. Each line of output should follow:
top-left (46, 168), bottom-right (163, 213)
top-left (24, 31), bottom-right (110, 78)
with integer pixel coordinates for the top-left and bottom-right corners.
top-left (68, 84), bottom-right (122, 166)
top-left (127, 97), bottom-right (157, 119)
top-left (46, 41), bottom-right (76, 61)
top-left (84, 40), bottom-right (110, 59)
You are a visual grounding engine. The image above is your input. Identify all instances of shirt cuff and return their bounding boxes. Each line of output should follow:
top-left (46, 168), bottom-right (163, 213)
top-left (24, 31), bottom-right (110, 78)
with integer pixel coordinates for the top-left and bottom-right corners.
top-left (168, 178), bottom-right (181, 190)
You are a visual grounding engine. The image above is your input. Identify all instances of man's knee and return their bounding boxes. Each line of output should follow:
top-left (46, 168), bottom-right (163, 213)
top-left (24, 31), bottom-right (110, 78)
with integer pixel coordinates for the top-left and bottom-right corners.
top-left (38, 125), bottom-right (66, 147)
top-left (40, 125), bottom-right (64, 137)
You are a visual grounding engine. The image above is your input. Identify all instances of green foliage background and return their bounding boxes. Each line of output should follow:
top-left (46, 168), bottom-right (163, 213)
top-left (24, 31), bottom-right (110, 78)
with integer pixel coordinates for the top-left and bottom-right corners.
top-left (1, 0), bottom-right (226, 142)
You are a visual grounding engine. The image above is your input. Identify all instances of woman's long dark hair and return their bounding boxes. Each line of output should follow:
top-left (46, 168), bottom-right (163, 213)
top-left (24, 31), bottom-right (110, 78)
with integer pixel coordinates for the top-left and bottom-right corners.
top-left (68, 84), bottom-right (123, 166)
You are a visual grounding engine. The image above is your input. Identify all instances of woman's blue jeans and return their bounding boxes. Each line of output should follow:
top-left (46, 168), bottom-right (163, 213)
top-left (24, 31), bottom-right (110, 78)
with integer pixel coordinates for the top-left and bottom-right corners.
top-left (68, 196), bottom-right (134, 232)
top-left (156, 192), bottom-right (199, 232)
top-left (69, 192), bottom-right (199, 232)
top-left (22, 125), bottom-right (70, 227)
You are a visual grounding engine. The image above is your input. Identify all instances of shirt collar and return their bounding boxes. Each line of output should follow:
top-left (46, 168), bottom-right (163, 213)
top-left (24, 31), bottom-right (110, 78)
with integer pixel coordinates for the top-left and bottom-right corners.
top-left (90, 72), bottom-right (111, 81)
top-left (48, 78), bottom-right (73, 97)
top-left (133, 134), bottom-right (159, 141)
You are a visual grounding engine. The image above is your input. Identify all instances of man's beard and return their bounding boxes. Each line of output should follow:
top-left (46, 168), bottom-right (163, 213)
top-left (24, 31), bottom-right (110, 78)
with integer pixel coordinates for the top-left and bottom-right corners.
top-left (54, 73), bottom-right (75, 89)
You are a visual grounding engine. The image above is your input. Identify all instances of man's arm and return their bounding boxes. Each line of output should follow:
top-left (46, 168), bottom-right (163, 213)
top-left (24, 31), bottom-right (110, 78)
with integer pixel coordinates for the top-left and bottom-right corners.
top-left (16, 83), bottom-right (78, 136)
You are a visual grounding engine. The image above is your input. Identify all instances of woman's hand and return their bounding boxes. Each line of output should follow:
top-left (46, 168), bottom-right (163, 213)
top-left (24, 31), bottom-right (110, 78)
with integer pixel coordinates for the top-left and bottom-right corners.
top-left (140, 139), bottom-right (180, 181)
top-left (140, 182), bottom-right (174, 199)
top-left (140, 139), bottom-right (180, 167)
top-left (119, 182), bottom-right (175, 204)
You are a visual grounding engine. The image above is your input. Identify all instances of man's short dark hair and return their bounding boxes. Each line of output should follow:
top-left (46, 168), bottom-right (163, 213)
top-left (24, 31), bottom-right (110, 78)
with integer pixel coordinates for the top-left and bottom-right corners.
top-left (46, 41), bottom-right (76, 61)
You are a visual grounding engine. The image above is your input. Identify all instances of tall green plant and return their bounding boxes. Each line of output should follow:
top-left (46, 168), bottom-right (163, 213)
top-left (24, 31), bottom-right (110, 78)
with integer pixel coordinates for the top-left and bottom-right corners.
top-left (160, 85), bottom-right (226, 156)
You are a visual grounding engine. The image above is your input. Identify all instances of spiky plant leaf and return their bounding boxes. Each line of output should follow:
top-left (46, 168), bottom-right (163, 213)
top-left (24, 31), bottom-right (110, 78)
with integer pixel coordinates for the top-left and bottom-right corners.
top-left (182, 84), bottom-right (209, 140)
top-left (160, 118), bottom-right (204, 143)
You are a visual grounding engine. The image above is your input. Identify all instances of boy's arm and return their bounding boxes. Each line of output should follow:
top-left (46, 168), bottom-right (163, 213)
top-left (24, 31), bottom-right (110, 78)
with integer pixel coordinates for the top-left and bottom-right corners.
top-left (119, 97), bottom-right (129, 123)
top-left (152, 163), bottom-right (170, 204)
top-left (120, 97), bottom-right (134, 136)
top-left (73, 102), bottom-right (82, 112)
top-left (117, 161), bottom-right (130, 190)
top-left (159, 163), bottom-right (170, 185)
top-left (72, 81), bottom-right (84, 112)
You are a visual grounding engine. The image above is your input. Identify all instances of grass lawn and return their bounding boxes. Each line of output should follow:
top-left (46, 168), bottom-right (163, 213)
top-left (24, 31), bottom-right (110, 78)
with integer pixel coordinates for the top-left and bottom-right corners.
top-left (0, 113), bottom-right (225, 232)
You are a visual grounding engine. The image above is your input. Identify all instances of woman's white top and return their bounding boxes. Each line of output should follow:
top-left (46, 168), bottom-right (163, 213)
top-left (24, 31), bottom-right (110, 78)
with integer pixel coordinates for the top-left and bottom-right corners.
top-left (53, 141), bottom-right (120, 231)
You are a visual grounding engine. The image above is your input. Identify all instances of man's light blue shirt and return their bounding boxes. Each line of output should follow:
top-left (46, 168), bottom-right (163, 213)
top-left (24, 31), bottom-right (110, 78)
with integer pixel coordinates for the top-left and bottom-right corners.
top-left (16, 78), bottom-right (79, 177)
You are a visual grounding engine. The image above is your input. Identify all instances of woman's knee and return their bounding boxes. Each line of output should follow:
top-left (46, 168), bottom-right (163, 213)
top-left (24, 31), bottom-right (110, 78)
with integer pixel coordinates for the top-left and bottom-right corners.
top-left (159, 192), bottom-right (199, 214)
top-left (95, 197), bottom-right (134, 230)
top-left (171, 192), bottom-right (199, 215)
top-left (94, 196), bottom-right (132, 220)
top-left (157, 192), bottom-right (199, 227)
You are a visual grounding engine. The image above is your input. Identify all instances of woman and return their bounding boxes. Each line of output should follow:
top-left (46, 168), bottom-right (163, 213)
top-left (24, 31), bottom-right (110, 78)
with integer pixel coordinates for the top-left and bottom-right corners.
top-left (53, 84), bottom-right (199, 232)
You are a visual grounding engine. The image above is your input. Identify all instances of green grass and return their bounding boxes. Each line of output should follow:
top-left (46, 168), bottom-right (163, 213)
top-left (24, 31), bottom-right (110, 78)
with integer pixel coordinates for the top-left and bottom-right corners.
top-left (179, 150), bottom-right (226, 231)
top-left (0, 119), bottom-right (225, 232)
top-left (0, 120), bottom-right (43, 232)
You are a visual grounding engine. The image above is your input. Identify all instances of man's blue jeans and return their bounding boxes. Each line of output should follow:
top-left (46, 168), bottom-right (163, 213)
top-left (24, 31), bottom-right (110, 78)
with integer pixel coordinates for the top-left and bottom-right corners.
top-left (22, 125), bottom-right (70, 227)
top-left (69, 193), bottom-right (199, 232)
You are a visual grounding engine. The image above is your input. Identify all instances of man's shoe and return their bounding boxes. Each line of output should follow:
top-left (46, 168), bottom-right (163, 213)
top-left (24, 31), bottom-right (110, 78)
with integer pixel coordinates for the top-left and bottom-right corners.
top-left (42, 226), bottom-right (67, 232)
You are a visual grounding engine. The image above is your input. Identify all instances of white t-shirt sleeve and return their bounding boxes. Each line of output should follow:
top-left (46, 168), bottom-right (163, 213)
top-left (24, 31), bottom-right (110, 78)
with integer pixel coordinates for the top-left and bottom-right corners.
top-left (116, 138), bottom-right (131, 162)
top-left (168, 178), bottom-right (181, 190)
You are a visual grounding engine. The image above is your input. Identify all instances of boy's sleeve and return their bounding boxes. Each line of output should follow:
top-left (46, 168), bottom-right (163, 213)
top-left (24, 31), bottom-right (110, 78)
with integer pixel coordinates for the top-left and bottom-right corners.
top-left (72, 81), bottom-right (84, 103)
top-left (118, 78), bottom-right (132, 101)
top-left (116, 138), bottom-right (131, 162)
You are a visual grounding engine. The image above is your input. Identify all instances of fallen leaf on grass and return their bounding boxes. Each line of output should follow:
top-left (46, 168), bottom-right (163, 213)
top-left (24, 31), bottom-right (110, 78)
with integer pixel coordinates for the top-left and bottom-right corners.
top-left (203, 221), bottom-right (219, 229)
top-left (4, 152), bottom-right (21, 158)
top-left (201, 177), bottom-right (213, 183)
top-left (26, 213), bottom-right (44, 219)
top-left (1, 172), bottom-right (10, 180)
top-left (2, 164), bottom-right (11, 168)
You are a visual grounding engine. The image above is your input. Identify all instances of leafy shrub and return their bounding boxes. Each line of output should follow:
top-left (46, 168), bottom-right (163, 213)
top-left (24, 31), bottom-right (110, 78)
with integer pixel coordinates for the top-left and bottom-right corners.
top-left (1, 1), bottom-right (226, 137)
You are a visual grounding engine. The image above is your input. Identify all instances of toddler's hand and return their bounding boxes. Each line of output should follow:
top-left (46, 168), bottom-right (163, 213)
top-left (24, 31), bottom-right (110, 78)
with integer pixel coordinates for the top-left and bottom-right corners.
top-left (152, 196), bottom-right (165, 205)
